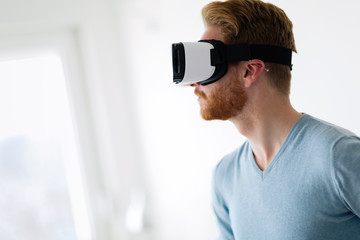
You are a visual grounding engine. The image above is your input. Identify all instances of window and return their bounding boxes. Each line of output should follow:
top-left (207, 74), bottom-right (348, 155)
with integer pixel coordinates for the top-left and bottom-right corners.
top-left (0, 54), bottom-right (92, 239)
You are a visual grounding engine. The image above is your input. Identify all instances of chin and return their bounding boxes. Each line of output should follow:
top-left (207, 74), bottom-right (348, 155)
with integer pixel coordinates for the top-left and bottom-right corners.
top-left (200, 110), bottom-right (231, 121)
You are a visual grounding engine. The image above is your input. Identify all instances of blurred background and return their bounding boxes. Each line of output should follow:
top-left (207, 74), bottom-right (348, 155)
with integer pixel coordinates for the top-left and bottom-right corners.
top-left (0, 0), bottom-right (359, 239)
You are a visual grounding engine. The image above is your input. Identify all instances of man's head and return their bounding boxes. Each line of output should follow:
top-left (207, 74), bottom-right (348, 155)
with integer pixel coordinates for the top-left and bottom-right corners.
top-left (202, 0), bottom-right (296, 95)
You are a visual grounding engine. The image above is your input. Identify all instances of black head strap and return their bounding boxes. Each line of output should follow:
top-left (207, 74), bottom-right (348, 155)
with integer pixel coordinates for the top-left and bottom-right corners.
top-left (226, 44), bottom-right (293, 70)
top-left (203, 40), bottom-right (293, 70)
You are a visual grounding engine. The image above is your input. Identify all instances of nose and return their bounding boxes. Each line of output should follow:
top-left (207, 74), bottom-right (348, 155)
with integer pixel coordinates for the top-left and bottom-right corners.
top-left (190, 82), bottom-right (200, 87)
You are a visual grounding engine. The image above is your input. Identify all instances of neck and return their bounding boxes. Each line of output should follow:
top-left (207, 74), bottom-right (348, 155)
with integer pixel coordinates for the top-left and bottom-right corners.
top-left (230, 94), bottom-right (302, 171)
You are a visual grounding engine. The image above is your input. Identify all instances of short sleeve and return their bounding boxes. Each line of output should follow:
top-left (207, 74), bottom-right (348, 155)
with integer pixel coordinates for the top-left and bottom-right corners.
top-left (332, 136), bottom-right (360, 217)
top-left (212, 165), bottom-right (235, 240)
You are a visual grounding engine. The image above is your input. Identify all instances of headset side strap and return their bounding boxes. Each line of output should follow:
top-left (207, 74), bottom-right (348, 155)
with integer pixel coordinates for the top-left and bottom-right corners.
top-left (226, 44), bottom-right (293, 70)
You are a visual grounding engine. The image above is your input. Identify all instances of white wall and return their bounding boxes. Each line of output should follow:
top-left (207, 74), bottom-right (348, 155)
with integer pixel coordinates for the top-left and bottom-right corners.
top-left (278, 0), bottom-right (360, 135)
top-left (1, 0), bottom-right (360, 240)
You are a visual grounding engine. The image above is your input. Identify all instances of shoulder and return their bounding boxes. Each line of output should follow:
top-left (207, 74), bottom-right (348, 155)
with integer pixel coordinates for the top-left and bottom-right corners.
top-left (297, 114), bottom-right (360, 164)
top-left (212, 141), bottom-right (250, 191)
top-left (303, 115), bottom-right (360, 212)
top-left (330, 133), bottom-right (360, 215)
top-left (212, 141), bottom-right (250, 204)
top-left (331, 135), bottom-right (360, 170)
top-left (214, 141), bottom-right (249, 178)
top-left (295, 114), bottom-right (358, 147)
top-left (300, 114), bottom-right (355, 136)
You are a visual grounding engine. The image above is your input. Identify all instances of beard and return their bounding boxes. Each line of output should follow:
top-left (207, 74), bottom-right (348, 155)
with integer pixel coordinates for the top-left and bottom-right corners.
top-left (194, 77), bottom-right (248, 121)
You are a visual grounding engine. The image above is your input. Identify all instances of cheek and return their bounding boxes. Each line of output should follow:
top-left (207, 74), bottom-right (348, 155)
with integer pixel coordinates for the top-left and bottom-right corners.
top-left (197, 83), bottom-right (219, 99)
top-left (201, 68), bottom-right (240, 104)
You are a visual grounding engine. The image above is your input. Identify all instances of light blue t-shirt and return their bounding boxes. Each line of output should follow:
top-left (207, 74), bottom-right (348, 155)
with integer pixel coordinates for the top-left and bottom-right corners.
top-left (212, 114), bottom-right (360, 240)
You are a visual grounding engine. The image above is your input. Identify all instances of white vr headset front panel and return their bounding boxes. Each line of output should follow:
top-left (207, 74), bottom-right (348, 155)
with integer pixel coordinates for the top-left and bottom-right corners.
top-left (180, 42), bottom-right (216, 86)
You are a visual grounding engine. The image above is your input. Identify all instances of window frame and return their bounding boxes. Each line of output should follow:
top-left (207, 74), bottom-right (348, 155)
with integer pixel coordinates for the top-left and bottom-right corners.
top-left (0, 30), bottom-right (98, 240)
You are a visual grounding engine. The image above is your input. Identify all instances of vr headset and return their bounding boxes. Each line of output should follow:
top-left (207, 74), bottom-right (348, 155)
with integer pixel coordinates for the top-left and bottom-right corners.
top-left (172, 40), bottom-right (293, 86)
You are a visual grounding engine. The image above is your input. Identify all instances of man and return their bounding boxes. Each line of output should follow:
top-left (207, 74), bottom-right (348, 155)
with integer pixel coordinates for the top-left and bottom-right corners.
top-left (178, 0), bottom-right (360, 239)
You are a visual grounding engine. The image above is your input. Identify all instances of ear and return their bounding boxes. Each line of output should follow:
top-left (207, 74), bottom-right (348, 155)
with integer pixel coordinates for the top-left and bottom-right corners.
top-left (241, 59), bottom-right (266, 88)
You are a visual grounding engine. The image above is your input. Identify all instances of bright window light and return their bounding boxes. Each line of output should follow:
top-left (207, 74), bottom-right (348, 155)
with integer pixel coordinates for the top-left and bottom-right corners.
top-left (0, 54), bottom-right (92, 240)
